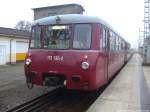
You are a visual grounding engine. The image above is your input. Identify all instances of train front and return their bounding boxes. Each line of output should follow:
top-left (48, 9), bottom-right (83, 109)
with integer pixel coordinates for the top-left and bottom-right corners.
top-left (24, 16), bottom-right (99, 91)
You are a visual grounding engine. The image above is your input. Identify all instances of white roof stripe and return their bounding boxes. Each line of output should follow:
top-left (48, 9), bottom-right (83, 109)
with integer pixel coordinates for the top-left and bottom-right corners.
top-left (33, 14), bottom-right (109, 27)
top-left (32, 14), bottom-right (127, 43)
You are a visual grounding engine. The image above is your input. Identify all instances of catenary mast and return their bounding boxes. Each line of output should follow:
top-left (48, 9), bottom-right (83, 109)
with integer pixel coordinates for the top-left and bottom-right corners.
top-left (143, 0), bottom-right (150, 65)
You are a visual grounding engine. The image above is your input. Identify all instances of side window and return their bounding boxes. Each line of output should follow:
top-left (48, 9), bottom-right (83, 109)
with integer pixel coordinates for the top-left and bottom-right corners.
top-left (113, 33), bottom-right (116, 51)
top-left (105, 29), bottom-right (108, 51)
top-left (109, 31), bottom-right (113, 51)
top-left (119, 37), bottom-right (122, 50)
top-left (110, 31), bottom-right (116, 51)
top-left (100, 26), bottom-right (103, 49)
top-left (123, 41), bottom-right (125, 50)
top-left (102, 28), bottom-right (106, 49)
top-left (116, 35), bottom-right (119, 51)
top-left (121, 40), bottom-right (124, 50)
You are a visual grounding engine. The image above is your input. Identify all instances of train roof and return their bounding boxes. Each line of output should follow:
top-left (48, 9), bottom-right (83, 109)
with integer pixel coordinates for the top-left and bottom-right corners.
top-left (33, 14), bottom-right (109, 26)
top-left (32, 14), bottom-right (128, 43)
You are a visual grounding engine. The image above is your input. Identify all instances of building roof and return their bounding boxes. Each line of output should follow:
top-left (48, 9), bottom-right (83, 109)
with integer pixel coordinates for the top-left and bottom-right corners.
top-left (32, 3), bottom-right (84, 12)
top-left (0, 27), bottom-right (31, 38)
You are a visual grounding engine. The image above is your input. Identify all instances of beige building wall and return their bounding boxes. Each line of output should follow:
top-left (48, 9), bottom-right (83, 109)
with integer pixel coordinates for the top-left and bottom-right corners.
top-left (16, 38), bottom-right (29, 61)
top-left (0, 35), bottom-right (29, 64)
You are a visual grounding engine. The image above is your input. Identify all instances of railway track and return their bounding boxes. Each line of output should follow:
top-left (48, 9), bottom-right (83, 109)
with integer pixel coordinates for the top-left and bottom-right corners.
top-left (6, 88), bottom-right (64, 112)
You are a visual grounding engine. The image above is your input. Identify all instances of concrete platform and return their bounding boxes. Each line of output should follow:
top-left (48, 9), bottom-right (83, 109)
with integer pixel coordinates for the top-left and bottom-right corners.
top-left (87, 54), bottom-right (150, 112)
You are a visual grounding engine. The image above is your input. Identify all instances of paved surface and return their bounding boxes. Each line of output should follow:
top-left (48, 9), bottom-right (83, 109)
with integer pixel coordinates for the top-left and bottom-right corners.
top-left (0, 63), bottom-right (25, 92)
top-left (87, 54), bottom-right (150, 112)
top-left (0, 63), bottom-right (52, 112)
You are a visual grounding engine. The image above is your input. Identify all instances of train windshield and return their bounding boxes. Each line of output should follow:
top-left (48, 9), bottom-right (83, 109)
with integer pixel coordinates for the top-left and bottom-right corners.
top-left (31, 25), bottom-right (70, 49)
top-left (73, 24), bottom-right (91, 49)
top-left (30, 24), bottom-right (92, 50)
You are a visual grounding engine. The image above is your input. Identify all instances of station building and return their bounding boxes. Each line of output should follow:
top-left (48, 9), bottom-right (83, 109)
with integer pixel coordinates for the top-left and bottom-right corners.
top-left (33, 3), bottom-right (84, 20)
top-left (0, 27), bottom-right (30, 65)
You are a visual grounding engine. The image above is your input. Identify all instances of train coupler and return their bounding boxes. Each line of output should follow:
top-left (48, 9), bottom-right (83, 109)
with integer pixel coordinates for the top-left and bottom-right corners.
top-left (43, 74), bottom-right (65, 87)
top-left (25, 73), bottom-right (35, 89)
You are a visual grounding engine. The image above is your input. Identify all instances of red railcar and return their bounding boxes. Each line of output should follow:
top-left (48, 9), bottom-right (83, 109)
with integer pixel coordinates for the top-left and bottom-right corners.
top-left (24, 14), bottom-right (130, 91)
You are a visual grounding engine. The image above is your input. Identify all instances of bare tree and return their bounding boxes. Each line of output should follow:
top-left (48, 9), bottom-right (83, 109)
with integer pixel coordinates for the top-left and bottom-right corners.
top-left (15, 20), bottom-right (31, 31)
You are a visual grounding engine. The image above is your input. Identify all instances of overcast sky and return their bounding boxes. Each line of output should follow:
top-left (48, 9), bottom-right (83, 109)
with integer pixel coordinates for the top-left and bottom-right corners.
top-left (0, 0), bottom-right (144, 48)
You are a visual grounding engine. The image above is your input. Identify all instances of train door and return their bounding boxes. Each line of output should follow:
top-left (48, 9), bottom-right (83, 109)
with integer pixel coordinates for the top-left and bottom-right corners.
top-left (100, 27), bottom-right (109, 83)
top-left (108, 31), bottom-right (116, 78)
top-left (105, 29), bottom-right (109, 81)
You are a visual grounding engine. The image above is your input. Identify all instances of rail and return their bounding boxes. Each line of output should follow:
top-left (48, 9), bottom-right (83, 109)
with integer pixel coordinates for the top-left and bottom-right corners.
top-left (6, 88), bottom-right (64, 112)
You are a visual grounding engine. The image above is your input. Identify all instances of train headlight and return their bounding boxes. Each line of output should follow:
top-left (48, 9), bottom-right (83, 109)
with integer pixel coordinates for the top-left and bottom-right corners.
top-left (81, 62), bottom-right (89, 70)
top-left (25, 58), bottom-right (32, 65)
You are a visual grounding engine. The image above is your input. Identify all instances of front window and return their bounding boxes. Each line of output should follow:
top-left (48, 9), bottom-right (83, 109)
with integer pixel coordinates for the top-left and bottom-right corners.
top-left (30, 25), bottom-right (70, 49)
top-left (73, 24), bottom-right (92, 49)
top-left (30, 24), bottom-right (92, 50)
top-left (30, 26), bottom-right (41, 48)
